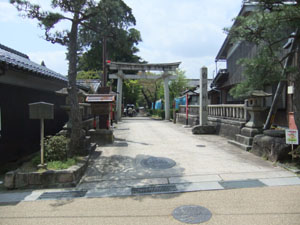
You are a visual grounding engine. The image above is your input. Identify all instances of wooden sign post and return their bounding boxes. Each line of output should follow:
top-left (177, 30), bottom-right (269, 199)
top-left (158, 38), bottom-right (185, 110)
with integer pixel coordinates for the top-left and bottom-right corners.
top-left (29, 102), bottom-right (54, 169)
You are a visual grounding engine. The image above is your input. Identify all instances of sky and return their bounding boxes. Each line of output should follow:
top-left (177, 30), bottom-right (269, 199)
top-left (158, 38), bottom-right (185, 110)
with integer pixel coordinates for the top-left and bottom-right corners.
top-left (0, 0), bottom-right (243, 79)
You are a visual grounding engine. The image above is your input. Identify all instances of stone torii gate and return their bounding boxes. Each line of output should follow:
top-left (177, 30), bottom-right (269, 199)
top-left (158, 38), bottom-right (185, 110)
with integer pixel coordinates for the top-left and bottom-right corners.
top-left (108, 61), bottom-right (181, 121)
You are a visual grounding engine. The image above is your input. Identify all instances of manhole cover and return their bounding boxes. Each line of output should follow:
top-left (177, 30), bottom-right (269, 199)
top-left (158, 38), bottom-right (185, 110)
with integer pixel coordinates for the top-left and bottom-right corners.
top-left (140, 157), bottom-right (176, 169)
top-left (132, 185), bottom-right (177, 195)
top-left (196, 145), bottom-right (206, 147)
top-left (38, 190), bottom-right (87, 200)
top-left (172, 205), bottom-right (212, 224)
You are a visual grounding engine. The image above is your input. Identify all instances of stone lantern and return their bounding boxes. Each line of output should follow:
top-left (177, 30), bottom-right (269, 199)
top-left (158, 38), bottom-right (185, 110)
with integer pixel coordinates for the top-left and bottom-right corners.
top-left (245, 90), bottom-right (272, 129)
top-left (55, 88), bottom-right (90, 131)
top-left (228, 90), bottom-right (272, 151)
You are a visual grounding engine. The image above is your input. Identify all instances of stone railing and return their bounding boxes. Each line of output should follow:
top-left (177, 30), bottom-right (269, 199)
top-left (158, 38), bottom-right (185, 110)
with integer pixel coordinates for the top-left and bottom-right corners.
top-left (178, 102), bottom-right (249, 122)
top-left (178, 105), bottom-right (199, 115)
top-left (208, 103), bottom-right (248, 121)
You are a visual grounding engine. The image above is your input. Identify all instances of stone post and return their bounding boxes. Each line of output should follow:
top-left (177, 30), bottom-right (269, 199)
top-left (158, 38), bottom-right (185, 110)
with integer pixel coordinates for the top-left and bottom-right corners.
top-left (192, 67), bottom-right (215, 134)
top-left (163, 73), bottom-right (170, 120)
top-left (116, 70), bottom-right (123, 121)
top-left (199, 67), bottom-right (208, 126)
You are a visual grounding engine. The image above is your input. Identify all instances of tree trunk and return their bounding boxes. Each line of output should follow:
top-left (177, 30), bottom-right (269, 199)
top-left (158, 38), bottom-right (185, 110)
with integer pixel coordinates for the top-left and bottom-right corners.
top-left (293, 39), bottom-right (300, 131)
top-left (68, 13), bottom-right (82, 156)
top-left (141, 88), bottom-right (152, 109)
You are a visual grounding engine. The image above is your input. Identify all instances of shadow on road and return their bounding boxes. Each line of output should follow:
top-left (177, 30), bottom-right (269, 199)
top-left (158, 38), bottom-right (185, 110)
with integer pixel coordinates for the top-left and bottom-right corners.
top-left (77, 149), bottom-right (193, 200)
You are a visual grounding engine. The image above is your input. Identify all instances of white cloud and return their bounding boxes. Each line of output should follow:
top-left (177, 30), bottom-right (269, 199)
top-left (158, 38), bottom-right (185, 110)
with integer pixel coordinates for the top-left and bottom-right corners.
top-left (124, 0), bottom-right (242, 78)
top-left (0, 2), bottom-right (19, 22)
top-left (1, 0), bottom-right (242, 78)
top-left (28, 50), bottom-right (68, 76)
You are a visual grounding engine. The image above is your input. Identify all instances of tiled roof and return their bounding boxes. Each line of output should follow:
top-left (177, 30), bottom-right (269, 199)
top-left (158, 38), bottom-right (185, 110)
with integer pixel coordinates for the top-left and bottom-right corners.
top-left (0, 43), bottom-right (67, 83)
top-left (77, 79), bottom-right (101, 93)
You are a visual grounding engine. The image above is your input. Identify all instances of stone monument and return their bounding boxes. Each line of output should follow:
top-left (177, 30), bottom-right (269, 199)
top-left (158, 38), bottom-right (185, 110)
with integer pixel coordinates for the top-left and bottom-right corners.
top-left (192, 67), bottom-right (216, 134)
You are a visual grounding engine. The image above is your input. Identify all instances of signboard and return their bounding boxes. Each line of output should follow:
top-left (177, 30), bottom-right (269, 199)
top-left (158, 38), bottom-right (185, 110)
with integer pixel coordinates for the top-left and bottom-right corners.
top-left (29, 102), bottom-right (54, 120)
top-left (86, 95), bottom-right (115, 103)
top-left (91, 103), bottom-right (110, 115)
top-left (285, 129), bottom-right (299, 145)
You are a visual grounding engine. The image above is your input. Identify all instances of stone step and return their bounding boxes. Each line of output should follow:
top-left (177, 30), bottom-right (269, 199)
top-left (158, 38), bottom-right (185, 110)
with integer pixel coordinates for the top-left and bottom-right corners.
top-left (228, 140), bottom-right (252, 151)
top-left (236, 134), bottom-right (253, 146)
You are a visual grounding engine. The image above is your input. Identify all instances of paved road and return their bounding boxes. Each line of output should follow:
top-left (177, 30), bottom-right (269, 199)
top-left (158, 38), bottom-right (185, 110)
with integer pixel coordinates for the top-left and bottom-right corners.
top-left (1, 186), bottom-right (300, 225)
top-left (1, 117), bottom-right (300, 224)
top-left (78, 117), bottom-right (299, 192)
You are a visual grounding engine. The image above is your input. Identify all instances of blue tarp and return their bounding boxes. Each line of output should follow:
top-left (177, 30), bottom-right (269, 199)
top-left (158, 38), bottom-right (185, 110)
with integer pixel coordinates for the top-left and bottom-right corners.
top-left (155, 100), bottom-right (163, 110)
top-left (175, 96), bottom-right (186, 109)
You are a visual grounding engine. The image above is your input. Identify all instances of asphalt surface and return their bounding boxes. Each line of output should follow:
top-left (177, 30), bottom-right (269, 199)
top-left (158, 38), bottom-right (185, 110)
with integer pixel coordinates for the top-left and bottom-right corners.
top-left (78, 117), bottom-right (298, 191)
top-left (0, 186), bottom-right (300, 225)
top-left (1, 117), bottom-right (300, 224)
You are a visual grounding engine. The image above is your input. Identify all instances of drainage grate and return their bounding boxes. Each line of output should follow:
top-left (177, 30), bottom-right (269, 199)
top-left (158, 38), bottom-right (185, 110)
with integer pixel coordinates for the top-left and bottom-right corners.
top-left (140, 157), bottom-right (176, 169)
top-left (38, 190), bottom-right (87, 200)
top-left (173, 205), bottom-right (212, 224)
top-left (132, 185), bottom-right (177, 195)
top-left (219, 179), bottom-right (266, 189)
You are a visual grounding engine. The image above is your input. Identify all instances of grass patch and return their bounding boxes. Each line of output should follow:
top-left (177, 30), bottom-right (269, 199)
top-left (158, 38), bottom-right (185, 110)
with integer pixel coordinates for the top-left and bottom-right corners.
top-left (12, 155), bottom-right (81, 172)
top-left (47, 158), bottom-right (77, 170)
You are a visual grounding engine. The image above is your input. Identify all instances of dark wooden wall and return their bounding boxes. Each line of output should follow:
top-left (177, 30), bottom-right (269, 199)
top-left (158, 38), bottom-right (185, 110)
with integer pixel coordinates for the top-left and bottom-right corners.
top-left (0, 83), bottom-right (68, 164)
top-left (225, 42), bottom-right (258, 88)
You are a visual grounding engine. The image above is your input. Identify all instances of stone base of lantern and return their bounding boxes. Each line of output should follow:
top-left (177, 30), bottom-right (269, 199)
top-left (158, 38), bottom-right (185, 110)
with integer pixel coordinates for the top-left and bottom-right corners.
top-left (228, 127), bottom-right (263, 151)
top-left (88, 129), bottom-right (114, 145)
top-left (192, 125), bottom-right (216, 135)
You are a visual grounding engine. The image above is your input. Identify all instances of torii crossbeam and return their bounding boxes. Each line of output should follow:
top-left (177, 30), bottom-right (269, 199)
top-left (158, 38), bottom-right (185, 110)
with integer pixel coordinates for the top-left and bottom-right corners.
top-left (107, 61), bottom-right (181, 121)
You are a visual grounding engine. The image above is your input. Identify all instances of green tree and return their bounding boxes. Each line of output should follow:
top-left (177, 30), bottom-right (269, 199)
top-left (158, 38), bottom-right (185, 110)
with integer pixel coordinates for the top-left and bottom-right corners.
top-left (138, 74), bottom-right (163, 109)
top-left (169, 69), bottom-right (188, 101)
top-left (77, 70), bottom-right (101, 80)
top-left (123, 80), bottom-right (141, 106)
top-left (11, 0), bottom-right (101, 156)
top-left (78, 0), bottom-right (142, 72)
top-left (227, 0), bottom-right (300, 129)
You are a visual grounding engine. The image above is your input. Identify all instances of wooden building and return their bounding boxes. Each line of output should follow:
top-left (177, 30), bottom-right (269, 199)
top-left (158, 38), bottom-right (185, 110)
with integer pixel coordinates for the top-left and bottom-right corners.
top-left (0, 43), bottom-right (69, 164)
top-left (211, 2), bottom-right (289, 127)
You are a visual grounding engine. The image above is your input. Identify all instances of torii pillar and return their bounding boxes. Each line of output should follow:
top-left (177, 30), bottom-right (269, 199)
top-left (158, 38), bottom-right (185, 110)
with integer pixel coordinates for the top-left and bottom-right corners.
top-left (163, 71), bottom-right (170, 120)
top-left (107, 61), bottom-right (181, 121)
top-left (116, 70), bottom-right (123, 121)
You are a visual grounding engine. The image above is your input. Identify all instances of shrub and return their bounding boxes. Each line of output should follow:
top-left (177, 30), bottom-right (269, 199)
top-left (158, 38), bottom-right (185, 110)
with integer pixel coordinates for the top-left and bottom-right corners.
top-left (31, 154), bottom-right (41, 166)
top-left (289, 145), bottom-right (300, 162)
top-left (148, 109), bottom-right (153, 115)
top-left (44, 135), bottom-right (69, 162)
top-left (160, 110), bottom-right (165, 119)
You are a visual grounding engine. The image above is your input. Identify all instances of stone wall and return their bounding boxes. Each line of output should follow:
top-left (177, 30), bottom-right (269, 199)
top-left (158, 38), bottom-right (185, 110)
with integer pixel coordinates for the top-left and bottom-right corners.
top-left (251, 131), bottom-right (291, 162)
top-left (176, 105), bottom-right (199, 126)
top-left (176, 104), bottom-right (246, 139)
top-left (176, 113), bottom-right (246, 140)
top-left (208, 117), bottom-right (246, 140)
top-left (176, 113), bottom-right (199, 126)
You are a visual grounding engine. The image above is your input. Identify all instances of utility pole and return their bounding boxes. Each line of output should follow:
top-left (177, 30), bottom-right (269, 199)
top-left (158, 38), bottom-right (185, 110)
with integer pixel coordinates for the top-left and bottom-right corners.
top-left (102, 37), bottom-right (107, 87)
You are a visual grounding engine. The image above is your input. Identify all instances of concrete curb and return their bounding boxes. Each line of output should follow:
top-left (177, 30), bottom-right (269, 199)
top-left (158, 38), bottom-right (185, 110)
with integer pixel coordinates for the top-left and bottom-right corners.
top-left (4, 143), bottom-right (96, 190)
